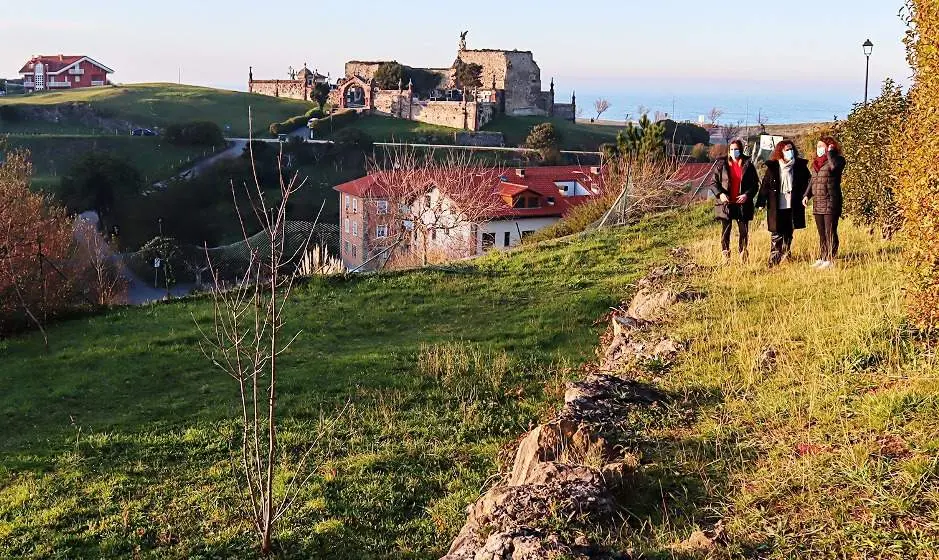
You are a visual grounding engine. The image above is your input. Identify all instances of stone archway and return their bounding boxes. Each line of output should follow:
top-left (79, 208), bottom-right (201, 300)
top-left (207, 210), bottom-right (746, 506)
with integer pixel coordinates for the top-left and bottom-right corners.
top-left (337, 76), bottom-right (372, 110)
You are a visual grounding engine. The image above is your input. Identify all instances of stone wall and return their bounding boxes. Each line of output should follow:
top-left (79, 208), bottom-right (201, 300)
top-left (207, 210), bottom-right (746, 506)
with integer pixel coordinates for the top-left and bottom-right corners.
top-left (458, 50), bottom-right (547, 117)
top-left (249, 79), bottom-right (310, 101)
top-left (553, 103), bottom-right (576, 122)
top-left (455, 131), bottom-right (505, 147)
top-left (345, 61), bottom-right (387, 80)
top-left (411, 101), bottom-right (473, 130)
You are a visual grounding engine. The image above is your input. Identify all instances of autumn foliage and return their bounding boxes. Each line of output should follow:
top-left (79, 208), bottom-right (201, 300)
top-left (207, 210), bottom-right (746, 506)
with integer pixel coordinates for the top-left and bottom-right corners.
top-left (895, 1), bottom-right (939, 328)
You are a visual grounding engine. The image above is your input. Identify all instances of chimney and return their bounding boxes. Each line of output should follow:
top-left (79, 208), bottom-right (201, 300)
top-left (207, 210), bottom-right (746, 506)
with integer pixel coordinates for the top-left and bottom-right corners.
top-left (516, 168), bottom-right (525, 178)
top-left (590, 166), bottom-right (601, 175)
top-left (59, 54), bottom-right (64, 61)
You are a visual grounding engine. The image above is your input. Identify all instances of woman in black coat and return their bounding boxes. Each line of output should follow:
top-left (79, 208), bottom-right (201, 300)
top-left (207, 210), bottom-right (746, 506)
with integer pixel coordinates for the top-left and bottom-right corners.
top-left (757, 140), bottom-right (810, 267)
top-left (803, 136), bottom-right (847, 270)
top-left (710, 139), bottom-right (760, 263)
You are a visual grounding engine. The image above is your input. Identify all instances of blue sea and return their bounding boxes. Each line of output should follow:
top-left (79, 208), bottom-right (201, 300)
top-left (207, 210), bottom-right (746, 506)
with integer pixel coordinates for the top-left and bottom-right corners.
top-left (571, 90), bottom-right (858, 125)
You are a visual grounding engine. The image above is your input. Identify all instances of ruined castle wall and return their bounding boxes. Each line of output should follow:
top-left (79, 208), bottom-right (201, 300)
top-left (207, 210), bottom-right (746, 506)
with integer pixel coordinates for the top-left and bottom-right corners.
top-left (410, 101), bottom-right (474, 130)
top-left (372, 90), bottom-right (408, 117)
top-left (249, 80), bottom-right (310, 101)
top-left (457, 50), bottom-right (509, 90)
top-left (553, 103), bottom-right (576, 122)
top-left (345, 61), bottom-right (387, 80)
top-left (503, 52), bottom-right (546, 116)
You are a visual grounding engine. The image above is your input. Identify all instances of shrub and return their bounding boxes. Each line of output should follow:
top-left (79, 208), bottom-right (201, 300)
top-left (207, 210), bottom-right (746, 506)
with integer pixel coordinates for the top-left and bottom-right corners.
top-left (308, 110), bottom-right (359, 137)
top-left (305, 107), bottom-right (324, 119)
top-left (58, 153), bottom-right (143, 229)
top-left (840, 79), bottom-right (909, 237)
top-left (0, 105), bottom-right (20, 122)
top-left (164, 121), bottom-right (225, 146)
top-left (708, 144), bottom-right (727, 160)
top-left (525, 122), bottom-right (561, 162)
top-left (895, 0), bottom-right (939, 327)
top-left (0, 142), bottom-right (84, 333)
top-left (691, 143), bottom-right (710, 163)
top-left (269, 114), bottom-right (309, 136)
top-left (661, 119), bottom-right (710, 147)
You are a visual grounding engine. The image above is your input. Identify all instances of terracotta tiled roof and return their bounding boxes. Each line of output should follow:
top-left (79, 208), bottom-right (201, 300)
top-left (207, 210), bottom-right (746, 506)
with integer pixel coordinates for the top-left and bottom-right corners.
top-left (333, 165), bottom-right (605, 220)
top-left (671, 162), bottom-right (716, 184)
top-left (18, 55), bottom-right (113, 75)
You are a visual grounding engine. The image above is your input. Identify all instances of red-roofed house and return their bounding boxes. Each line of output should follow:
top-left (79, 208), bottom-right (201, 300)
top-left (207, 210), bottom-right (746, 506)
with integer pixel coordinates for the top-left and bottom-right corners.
top-left (333, 165), bottom-right (605, 271)
top-left (19, 55), bottom-right (114, 92)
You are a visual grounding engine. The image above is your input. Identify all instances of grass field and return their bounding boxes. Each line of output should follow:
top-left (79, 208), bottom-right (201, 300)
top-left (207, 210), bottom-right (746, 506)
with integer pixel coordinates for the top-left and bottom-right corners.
top-left (0, 83), bottom-right (311, 137)
top-left (332, 115), bottom-right (460, 143)
top-left (483, 115), bottom-right (623, 151)
top-left (0, 205), bottom-right (934, 559)
top-left (6, 135), bottom-right (213, 187)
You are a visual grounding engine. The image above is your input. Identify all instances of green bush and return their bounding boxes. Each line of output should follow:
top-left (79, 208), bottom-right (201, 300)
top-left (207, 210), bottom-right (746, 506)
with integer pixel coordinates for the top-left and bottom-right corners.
top-left (0, 105), bottom-right (20, 122)
top-left (896, 0), bottom-right (939, 327)
top-left (308, 110), bottom-right (359, 137)
top-left (840, 79), bottom-right (909, 238)
top-left (661, 119), bottom-right (710, 147)
top-left (690, 143), bottom-right (710, 163)
top-left (164, 121), bottom-right (225, 146)
top-left (269, 114), bottom-right (309, 136)
top-left (525, 122), bottom-right (562, 162)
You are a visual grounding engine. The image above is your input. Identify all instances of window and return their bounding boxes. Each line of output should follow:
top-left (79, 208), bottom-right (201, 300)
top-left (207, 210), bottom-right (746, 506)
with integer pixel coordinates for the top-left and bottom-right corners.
top-left (74, 75), bottom-right (80, 83)
top-left (352, 198), bottom-right (358, 213)
top-left (376, 225), bottom-right (388, 238)
top-left (345, 194), bottom-right (350, 209)
top-left (352, 245), bottom-right (357, 257)
top-left (344, 218), bottom-right (350, 234)
top-left (352, 221), bottom-right (358, 237)
top-left (513, 197), bottom-right (524, 209)
top-left (376, 200), bottom-right (389, 215)
top-left (504, 232), bottom-right (511, 247)
top-left (526, 197), bottom-right (541, 209)
top-left (344, 241), bottom-right (349, 253)
top-left (482, 233), bottom-right (496, 249)
top-left (547, 197), bottom-right (556, 206)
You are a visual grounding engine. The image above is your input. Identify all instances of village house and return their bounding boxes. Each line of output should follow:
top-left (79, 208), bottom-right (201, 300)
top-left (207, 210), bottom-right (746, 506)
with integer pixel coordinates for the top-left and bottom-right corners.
top-left (18, 55), bottom-right (113, 92)
top-left (333, 166), bottom-right (604, 271)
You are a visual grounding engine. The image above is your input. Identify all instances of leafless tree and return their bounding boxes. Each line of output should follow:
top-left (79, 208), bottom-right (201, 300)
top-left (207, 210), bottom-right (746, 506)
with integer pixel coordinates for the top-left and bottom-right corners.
top-left (74, 220), bottom-right (127, 306)
top-left (756, 111), bottom-right (768, 134)
top-left (721, 120), bottom-right (745, 145)
top-left (365, 147), bottom-right (506, 268)
top-left (707, 107), bottom-right (724, 126)
top-left (594, 98), bottom-right (611, 121)
top-left (599, 151), bottom-right (696, 227)
top-left (195, 118), bottom-right (342, 556)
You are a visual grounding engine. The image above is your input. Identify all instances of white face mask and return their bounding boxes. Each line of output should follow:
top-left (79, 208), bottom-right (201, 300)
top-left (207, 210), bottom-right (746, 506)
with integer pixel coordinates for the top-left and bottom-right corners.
top-left (817, 146), bottom-right (827, 157)
top-left (730, 149), bottom-right (741, 159)
top-left (783, 150), bottom-right (794, 161)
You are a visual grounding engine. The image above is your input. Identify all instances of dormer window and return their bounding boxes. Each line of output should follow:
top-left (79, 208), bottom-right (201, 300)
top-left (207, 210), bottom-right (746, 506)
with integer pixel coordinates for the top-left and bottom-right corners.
top-left (547, 197), bottom-right (556, 206)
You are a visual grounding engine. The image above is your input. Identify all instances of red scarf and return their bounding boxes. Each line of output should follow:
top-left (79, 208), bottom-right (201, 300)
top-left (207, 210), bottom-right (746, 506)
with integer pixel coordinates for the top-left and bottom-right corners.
top-left (728, 158), bottom-right (743, 199)
top-left (813, 154), bottom-right (829, 173)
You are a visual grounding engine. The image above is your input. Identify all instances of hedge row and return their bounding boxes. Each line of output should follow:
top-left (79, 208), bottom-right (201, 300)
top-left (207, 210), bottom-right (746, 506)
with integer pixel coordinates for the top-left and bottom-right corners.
top-left (895, 0), bottom-right (939, 327)
top-left (268, 108), bottom-right (327, 136)
top-left (307, 110), bottom-right (359, 137)
top-left (164, 121), bottom-right (225, 146)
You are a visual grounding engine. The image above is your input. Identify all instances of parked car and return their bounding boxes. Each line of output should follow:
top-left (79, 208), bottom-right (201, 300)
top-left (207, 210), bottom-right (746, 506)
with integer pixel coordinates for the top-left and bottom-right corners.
top-left (131, 128), bottom-right (157, 136)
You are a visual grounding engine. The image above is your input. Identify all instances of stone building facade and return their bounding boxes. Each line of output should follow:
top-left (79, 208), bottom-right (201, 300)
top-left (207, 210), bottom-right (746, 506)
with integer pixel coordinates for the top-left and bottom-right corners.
top-left (329, 35), bottom-right (575, 131)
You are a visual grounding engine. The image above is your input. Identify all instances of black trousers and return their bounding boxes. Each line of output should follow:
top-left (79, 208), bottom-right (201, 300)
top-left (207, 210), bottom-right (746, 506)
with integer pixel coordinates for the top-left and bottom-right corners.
top-left (719, 218), bottom-right (749, 258)
top-left (815, 214), bottom-right (840, 261)
top-left (770, 209), bottom-right (794, 266)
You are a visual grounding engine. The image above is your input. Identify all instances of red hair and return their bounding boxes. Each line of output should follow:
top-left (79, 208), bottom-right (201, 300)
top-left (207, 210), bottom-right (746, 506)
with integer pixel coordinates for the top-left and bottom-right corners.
top-left (771, 140), bottom-right (798, 161)
top-left (819, 136), bottom-right (842, 156)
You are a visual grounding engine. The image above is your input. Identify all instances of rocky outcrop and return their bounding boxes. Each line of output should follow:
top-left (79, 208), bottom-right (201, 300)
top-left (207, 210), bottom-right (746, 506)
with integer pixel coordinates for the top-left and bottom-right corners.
top-left (441, 250), bottom-right (698, 560)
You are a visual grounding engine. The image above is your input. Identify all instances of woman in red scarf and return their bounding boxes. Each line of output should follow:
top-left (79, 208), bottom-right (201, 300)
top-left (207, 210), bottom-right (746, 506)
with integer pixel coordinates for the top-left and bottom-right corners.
top-left (710, 139), bottom-right (760, 263)
top-left (803, 136), bottom-right (846, 270)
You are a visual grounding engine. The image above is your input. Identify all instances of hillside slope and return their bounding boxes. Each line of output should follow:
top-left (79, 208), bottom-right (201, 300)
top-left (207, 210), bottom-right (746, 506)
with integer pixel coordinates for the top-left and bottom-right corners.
top-left (0, 83), bottom-right (310, 137)
top-left (0, 206), bottom-right (933, 559)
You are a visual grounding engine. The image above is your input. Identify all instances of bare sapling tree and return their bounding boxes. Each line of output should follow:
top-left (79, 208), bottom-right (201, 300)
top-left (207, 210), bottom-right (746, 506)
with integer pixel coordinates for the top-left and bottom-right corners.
top-left (74, 219), bottom-right (127, 305)
top-left (599, 149), bottom-right (692, 227)
top-left (721, 119), bottom-right (745, 146)
top-left (195, 121), bottom-right (340, 555)
top-left (707, 107), bottom-right (724, 126)
top-left (594, 98), bottom-right (611, 120)
top-left (365, 147), bottom-right (506, 268)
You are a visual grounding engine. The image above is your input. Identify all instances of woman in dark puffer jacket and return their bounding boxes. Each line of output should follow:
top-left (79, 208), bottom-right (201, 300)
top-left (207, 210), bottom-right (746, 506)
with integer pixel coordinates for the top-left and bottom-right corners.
top-left (757, 140), bottom-right (810, 267)
top-left (803, 135), bottom-right (847, 270)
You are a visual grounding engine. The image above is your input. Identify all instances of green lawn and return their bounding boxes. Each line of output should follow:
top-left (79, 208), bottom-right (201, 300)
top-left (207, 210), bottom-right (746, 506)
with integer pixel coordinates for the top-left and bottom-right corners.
top-left (6, 135), bottom-right (214, 187)
top-left (1, 206), bottom-right (933, 559)
top-left (331, 115), bottom-right (460, 143)
top-left (483, 115), bottom-right (623, 151)
top-left (0, 83), bottom-right (311, 137)
top-left (0, 208), bottom-right (709, 559)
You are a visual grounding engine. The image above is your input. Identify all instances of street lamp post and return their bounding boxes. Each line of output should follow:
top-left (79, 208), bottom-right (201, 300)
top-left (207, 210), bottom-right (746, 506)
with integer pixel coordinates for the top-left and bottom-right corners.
top-left (863, 39), bottom-right (874, 105)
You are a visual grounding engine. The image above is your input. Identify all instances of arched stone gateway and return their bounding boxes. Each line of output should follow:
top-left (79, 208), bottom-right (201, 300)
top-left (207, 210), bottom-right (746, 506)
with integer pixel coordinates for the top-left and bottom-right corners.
top-left (336, 76), bottom-right (373, 110)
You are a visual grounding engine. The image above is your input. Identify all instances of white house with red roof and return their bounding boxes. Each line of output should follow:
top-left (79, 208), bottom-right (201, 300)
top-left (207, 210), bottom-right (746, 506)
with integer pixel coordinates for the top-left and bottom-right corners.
top-left (333, 166), bottom-right (604, 271)
top-left (19, 55), bottom-right (114, 92)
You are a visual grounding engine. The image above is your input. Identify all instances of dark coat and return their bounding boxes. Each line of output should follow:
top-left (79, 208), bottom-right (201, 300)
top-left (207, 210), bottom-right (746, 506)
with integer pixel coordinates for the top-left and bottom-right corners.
top-left (710, 155), bottom-right (759, 221)
top-left (757, 158), bottom-right (810, 232)
top-left (805, 153), bottom-right (846, 216)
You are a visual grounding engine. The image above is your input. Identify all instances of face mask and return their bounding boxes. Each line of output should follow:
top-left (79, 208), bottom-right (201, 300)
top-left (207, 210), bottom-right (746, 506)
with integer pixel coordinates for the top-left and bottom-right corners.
top-left (817, 146), bottom-right (827, 157)
top-left (783, 150), bottom-right (794, 161)
top-left (730, 149), bottom-right (741, 159)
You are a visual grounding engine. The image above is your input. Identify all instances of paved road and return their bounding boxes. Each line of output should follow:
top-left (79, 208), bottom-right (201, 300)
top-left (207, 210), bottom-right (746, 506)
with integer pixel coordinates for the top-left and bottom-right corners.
top-left (153, 140), bottom-right (246, 188)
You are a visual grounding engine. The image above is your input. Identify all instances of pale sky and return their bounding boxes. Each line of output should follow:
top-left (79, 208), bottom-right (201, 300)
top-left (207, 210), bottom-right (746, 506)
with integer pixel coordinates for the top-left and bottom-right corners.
top-left (2, 0), bottom-right (911, 98)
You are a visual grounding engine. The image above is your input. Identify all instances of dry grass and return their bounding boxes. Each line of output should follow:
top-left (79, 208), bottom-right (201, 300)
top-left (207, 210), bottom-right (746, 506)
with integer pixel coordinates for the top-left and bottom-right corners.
top-left (619, 218), bottom-right (939, 558)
